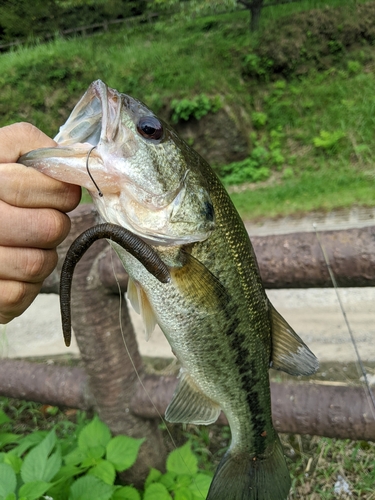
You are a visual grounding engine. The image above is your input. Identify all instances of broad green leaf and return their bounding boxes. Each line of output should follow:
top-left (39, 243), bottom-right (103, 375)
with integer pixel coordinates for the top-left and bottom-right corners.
top-left (4, 453), bottom-right (22, 474)
top-left (159, 471), bottom-right (177, 491)
top-left (78, 416), bottom-right (111, 452)
top-left (143, 483), bottom-right (172, 500)
top-left (11, 431), bottom-right (48, 457)
top-left (0, 433), bottom-right (21, 449)
top-left (69, 475), bottom-right (114, 500)
top-left (175, 475), bottom-right (191, 488)
top-left (0, 452), bottom-right (6, 462)
top-left (84, 445), bottom-right (106, 461)
top-left (0, 411), bottom-right (10, 426)
top-left (0, 463), bottom-right (16, 496)
top-left (18, 481), bottom-right (52, 500)
top-left (88, 459), bottom-right (116, 485)
top-left (52, 464), bottom-right (83, 482)
top-left (20, 430), bottom-right (59, 483)
top-left (174, 488), bottom-right (193, 500)
top-left (106, 435), bottom-right (144, 472)
top-left (64, 447), bottom-right (87, 466)
top-left (145, 467), bottom-right (162, 488)
top-left (189, 473), bottom-right (213, 498)
top-left (4, 493), bottom-right (16, 500)
top-left (112, 485), bottom-right (141, 500)
top-left (44, 447), bottom-right (62, 481)
top-left (166, 443), bottom-right (198, 476)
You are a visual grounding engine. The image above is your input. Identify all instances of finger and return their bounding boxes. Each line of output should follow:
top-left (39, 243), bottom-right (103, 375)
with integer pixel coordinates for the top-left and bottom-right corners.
top-left (0, 123), bottom-right (56, 163)
top-left (0, 247), bottom-right (58, 283)
top-left (0, 280), bottom-right (42, 324)
top-left (0, 200), bottom-right (71, 248)
top-left (0, 163), bottom-right (81, 212)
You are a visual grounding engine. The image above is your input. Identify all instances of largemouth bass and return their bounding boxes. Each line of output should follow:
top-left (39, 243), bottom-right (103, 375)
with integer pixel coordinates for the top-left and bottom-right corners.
top-left (20, 80), bottom-right (318, 500)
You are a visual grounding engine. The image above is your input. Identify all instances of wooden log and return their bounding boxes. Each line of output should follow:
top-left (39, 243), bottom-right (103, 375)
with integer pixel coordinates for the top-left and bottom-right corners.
top-left (2, 360), bottom-right (373, 442)
top-left (0, 359), bottom-right (93, 410)
top-left (131, 376), bottom-right (375, 442)
top-left (41, 205), bottom-right (375, 292)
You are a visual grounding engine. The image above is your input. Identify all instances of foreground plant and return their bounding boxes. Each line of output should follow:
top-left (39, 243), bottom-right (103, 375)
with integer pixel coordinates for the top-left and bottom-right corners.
top-left (0, 410), bottom-right (212, 500)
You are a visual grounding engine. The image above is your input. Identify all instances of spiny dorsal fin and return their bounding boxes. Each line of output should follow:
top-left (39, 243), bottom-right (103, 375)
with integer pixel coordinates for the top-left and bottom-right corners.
top-left (165, 369), bottom-right (221, 425)
top-left (270, 303), bottom-right (319, 376)
top-left (127, 278), bottom-right (157, 341)
top-left (170, 253), bottom-right (228, 311)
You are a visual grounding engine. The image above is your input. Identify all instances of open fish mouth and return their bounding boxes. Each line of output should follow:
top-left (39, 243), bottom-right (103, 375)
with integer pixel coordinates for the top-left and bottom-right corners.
top-left (18, 80), bottom-right (216, 245)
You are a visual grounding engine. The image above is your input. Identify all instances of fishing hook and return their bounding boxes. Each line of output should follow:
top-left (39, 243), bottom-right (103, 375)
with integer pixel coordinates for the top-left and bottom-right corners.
top-left (86, 146), bottom-right (103, 197)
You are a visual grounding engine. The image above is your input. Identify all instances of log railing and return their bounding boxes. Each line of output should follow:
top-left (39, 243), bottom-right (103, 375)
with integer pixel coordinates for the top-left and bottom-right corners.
top-left (1, 204), bottom-right (374, 475)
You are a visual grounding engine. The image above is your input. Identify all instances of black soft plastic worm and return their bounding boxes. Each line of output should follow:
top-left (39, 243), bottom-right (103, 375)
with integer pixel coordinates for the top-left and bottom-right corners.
top-left (60, 223), bottom-right (170, 346)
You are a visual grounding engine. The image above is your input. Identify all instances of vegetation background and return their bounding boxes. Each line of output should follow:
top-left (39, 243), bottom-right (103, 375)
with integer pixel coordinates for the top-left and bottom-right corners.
top-left (1, 0), bottom-right (375, 220)
top-left (0, 0), bottom-right (375, 498)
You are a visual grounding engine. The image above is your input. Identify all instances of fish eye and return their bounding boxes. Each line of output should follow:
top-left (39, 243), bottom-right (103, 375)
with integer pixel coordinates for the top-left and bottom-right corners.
top-left (137, 116), bottom-right (163, 141)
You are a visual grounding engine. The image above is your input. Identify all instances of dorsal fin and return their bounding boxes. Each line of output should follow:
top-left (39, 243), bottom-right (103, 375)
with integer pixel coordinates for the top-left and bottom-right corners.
top-left (165, 369), bottom-right (221, 425)
top-left (270, 304), bottom-right (319, 376)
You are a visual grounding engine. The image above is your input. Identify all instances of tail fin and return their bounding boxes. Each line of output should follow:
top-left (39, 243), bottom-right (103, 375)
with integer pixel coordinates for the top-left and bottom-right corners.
top-left (206, 437), bottom-right (290, 500)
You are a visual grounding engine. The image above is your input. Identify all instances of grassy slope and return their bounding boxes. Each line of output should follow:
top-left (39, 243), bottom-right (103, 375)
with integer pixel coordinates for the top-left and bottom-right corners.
top-left (0, 1), bottom-right (374, 221)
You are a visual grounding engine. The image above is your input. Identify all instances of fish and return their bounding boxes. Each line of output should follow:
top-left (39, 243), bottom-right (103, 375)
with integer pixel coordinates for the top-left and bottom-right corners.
top-left (19, 80), bottom-right (318, 500)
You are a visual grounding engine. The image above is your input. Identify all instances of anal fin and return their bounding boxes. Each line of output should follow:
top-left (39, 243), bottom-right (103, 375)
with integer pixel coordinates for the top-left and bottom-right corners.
top-left (127, 278), bottom-right (157, 341)
top-left (165, 369), bottom-right (221, 425)
top-left (270, 303), bottom-right (319, 376)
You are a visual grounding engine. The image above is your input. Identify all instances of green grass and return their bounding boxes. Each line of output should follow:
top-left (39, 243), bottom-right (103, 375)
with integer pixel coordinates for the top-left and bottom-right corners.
top-left (1, 2), bottom-right (375, 221)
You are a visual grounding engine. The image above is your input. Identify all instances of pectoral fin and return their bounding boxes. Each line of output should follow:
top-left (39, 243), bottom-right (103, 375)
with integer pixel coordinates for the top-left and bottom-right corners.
top-left (165, 369), bottom-right (221, 425)
top-left (170, 253), bottom-right (228, 311)
top-left (127, 278), bottom-right (157, 341)
top-left (270, 304), bottom-right (319, 376)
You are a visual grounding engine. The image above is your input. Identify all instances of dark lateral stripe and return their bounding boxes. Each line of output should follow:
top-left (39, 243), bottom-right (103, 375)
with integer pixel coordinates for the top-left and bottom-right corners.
top-left (224, 305), bottom-right (267, 455)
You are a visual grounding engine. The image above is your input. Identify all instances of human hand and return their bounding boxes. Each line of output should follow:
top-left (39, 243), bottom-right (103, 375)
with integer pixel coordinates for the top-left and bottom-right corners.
top-left (0, 122), bottom-right (81, 323)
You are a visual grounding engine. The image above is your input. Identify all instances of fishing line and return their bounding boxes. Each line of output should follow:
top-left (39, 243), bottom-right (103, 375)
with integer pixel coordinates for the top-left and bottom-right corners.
top-left (108, 246), bottom-right (206, 498)
top-left (86, 146), bottom-right (103, 197)
top-left (313, 223), bottom-right (375, 417)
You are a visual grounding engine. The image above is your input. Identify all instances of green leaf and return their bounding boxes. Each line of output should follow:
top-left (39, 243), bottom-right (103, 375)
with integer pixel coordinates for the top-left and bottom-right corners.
top-left (106, 435), bottom-right (144, 472)
top-left (21, 429), bottom-right (60, 483)
top-left (0, 433), bottom-right (21, 449)
top-left (166, 442), bottom-right (198, 476)
top-left (112, 486), bottom-right (141, 500)
top-left (145, 468), bottom-right (162, 488)
top-left (64, 447), bottom-right (87, 466)
top-left (69, 475), bottom-right (114, 500)
top-left (78, 416), bottom-right (111, 452)
top-left (189, 473), bottom-right (213, 499)
top-left (3, 493), bottom-right (16, 500)
top-left (174, 488), bottom-right (193, 500)
top-left (52, 464), bottom-right (84, 482)
top-left (18, 481), bottom-right (52, 500)
top-left (4, 453), bottom-right (22, 474)
top-left (0, 463), bottom-right (16, 496)
top-left (0, 411), bottom-right (10, 426)
top-left (12, 431), bottom-right (47, 457)
top-left (88, 459), bottom-right (116, 485)
top-left (159, 471), bottom-right (176, 491)
top-left (143, 483), bottom-right (172, 500)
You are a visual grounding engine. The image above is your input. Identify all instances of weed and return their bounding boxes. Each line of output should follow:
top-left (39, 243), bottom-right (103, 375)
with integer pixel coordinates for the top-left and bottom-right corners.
top-left (0, 411), bottom-right (213, 500)
top-left (312, 130), bottom-right (346, 154)
top-left (171, 94), bottom-right (222, 123)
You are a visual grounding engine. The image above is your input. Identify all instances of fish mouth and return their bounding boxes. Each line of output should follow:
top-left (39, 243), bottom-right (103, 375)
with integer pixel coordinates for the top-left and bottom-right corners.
top-left (19, 80), bottom-right (216, 245)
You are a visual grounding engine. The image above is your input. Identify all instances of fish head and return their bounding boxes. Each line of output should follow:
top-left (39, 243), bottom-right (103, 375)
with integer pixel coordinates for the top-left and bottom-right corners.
top-left (19, 80), bottom-right (215, 245)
